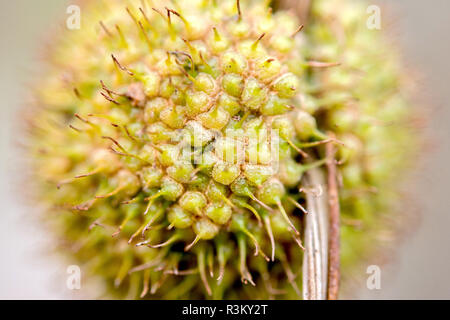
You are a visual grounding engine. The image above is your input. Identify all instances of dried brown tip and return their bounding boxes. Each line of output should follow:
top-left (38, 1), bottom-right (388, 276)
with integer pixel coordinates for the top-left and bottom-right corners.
top-left (111, 54), bottom-right (134, 76)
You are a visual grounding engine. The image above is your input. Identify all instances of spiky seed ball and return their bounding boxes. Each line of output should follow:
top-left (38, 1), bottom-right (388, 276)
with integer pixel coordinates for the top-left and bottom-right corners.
top-left (28, 0), bottom-right (418, 299)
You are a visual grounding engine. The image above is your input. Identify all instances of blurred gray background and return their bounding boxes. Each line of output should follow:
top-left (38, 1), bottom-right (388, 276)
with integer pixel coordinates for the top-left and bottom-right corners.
top-left (0, 0), bottom-right (449, 299)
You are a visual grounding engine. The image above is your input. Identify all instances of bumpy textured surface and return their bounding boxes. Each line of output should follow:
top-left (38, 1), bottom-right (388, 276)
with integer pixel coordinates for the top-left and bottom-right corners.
top-left (29, 0), bottom-right (418, 299)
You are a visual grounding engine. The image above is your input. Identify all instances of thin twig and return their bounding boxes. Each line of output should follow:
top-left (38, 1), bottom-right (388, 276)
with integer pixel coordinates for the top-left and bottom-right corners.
top-left (326, 133), bottom-right (340, 300)
top-left (303, 166), bottom-right (329, 300)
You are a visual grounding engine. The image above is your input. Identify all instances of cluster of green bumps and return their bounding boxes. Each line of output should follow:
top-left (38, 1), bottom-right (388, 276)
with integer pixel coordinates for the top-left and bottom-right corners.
top-left (29, 0), bottom-right (418, 299)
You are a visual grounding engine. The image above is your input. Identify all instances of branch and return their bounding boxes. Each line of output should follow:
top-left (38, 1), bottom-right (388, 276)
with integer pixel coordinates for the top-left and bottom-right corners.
top-left (326, 134), bottom-right (340, 300)
top-left (302, 167), bottom-right (329, 300)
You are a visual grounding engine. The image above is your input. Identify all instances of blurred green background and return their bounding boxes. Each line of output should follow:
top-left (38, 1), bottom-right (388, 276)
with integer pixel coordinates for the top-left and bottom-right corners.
top-left (0, 0), bottom-right (449, 299)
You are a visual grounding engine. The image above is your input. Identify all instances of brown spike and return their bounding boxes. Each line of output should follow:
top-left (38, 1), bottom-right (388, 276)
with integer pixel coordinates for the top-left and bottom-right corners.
top-left (251, 33), bottom-right (265, 51)
top-left (69, 125), bottom-right (82, 133)
top-left (115, 24), bottom-right (128, 47)
top-left (263, 216), bottom-right (275, 262)
top-left (142, 210), bottom-right (165, 238)
top-left (306, 61), bottom-right (341, 68)
top-left (123, 125), bottom-right (138, 142)
top-left (169, 50), bottom-right (195, 72)
top-left (121, 196), bottom-right (140, 205)
top-left (207, 249), bottom-right (214, 278)
top-left (74, 168), bottom-right (101, 179)
top-left (248, 192), bottom-right (273, 212)
top-left (88, 219), bottom-right (109, 231)
top-left (140, 269), bottom-right (151, 298)
top-left (95, 185), bottom-right (124, 199)
top-left (128, 224), bottom-right (145, 244)
top-left (291, 24), bottom-right (304, 37)
top-left (184, 235), bottom-right (200, 252)
top-left (74, 113), bottom-right (91, 124)
top-left (109, 146), bottom-right (148, 164)
top-left (139, 7), bottom-right (152, 27)
top-left (276, 199), bottom-right (300, 236)
top-left (197, 248), bottom-right (212, 296)
top-left (99, 21), bottom-right (112, 37)
top-left (150, 272), bottom-right (168, 294)
top-left (125, 7), bottom-right (139, 26)
top-left (135, 240), bottom-right (150, 247)
top-left (165, 268), bottom-right (198, 276)
top-left (143, 191), bottom-right (162, 215)
top-left (238, 235), bottom-right (255, 286)
top-left (287, 196), bottom-right (308, 215)
top-left (73, 87), bottom-right (81, 99)
top-left (100, 80), bottom-right (124, 97)
top-left (279, 253), bottom-right (301, 297)
top-left (166, 8), bottom-right (187, 24)
top-left (111, 54), bottom-right (134, 76)
top-left (100, 92), bottom-right (120, 105)
top-left (128, 252), bottom-right (166, 274)
top-left (71, 198), bottom-right (97, 211)
top-left (138, 21), bottom-right (153, 51)
top-left (101, 135), bottom-right (127, 153)
top-left (151, 7), bottom-right (166, 20)
top-left (284, 137), bottom-right (309, 158)
top-left (236, 0), bottom-right (242, 20)
top-left (150, 234), bottom-right (179, 248)
top-left (240, 202), bottom-right (262, 224)
top-left (293, 235), bottom-right (305, 251)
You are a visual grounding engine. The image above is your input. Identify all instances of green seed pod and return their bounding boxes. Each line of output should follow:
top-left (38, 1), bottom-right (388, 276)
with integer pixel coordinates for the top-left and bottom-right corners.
top-left (205, 180), bottom-right (229, 203)
top-left (243, 164), bottom-right (273, 187)
top-left (146, 122), bottom-right (174, 144)
top-left (272, 115), bottom-right (295, 139)
top-left (184, 120), bottom-right (214, 147)
top-left (179, 191), bottom-right (207, 215)
top-left (159, 105), bottom-right (186, 129)
top-left (142, 71), bottom-right (161, 98)
top-left (206, 203), bottom-right (233, 225)
top-left (167, 161), bottom-right (195, 183)
top-left (28, 0), bottom-right (419, 300)
top-left (272, 73), bottom-right (300, 99)
top-left (260, 95), bottom-right (291, 116)
top-left (277, 158), bottom-right (304, 188)
top-left (167, 206), bottom-right (193, 229)
top-left (222, 74), bottom-right (244, 97)
top-left (116, 169), bottom-right (141, 198)
top-left (194, 73), bottom-right (216, 94)
top-left (255, 57), bottom-right (282, 82)
top-left (193, 218), bottom-right (220, 240)
top-left (185, 90), bottom-right (211, 117)
top-left (293, 110), bottom-right (325, 141)
top-left (197, 105), bottom-right (230, 130)
top-left (221, 51), bottom-right (247, 74)
top-left (144, 98), bottom-right (166, 123)
top-left (140, 166), bottom-right (163, 189)
top-left (212, 162), bottom-right (241, 185)
top-left (270, 214), bottom-right (292, 240)
top-left (217, 93), bottom-right (242, 116)
top-left (209, 28), bottom-right (230, 54)
top-left (257, 178), bottom-right (285, 206)
top-left (158, 144), bottom-right (180, 167)
top-left (160, 176), bottom-right (184, 201)
top-left (271, 35), bottom-right (294, 54)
